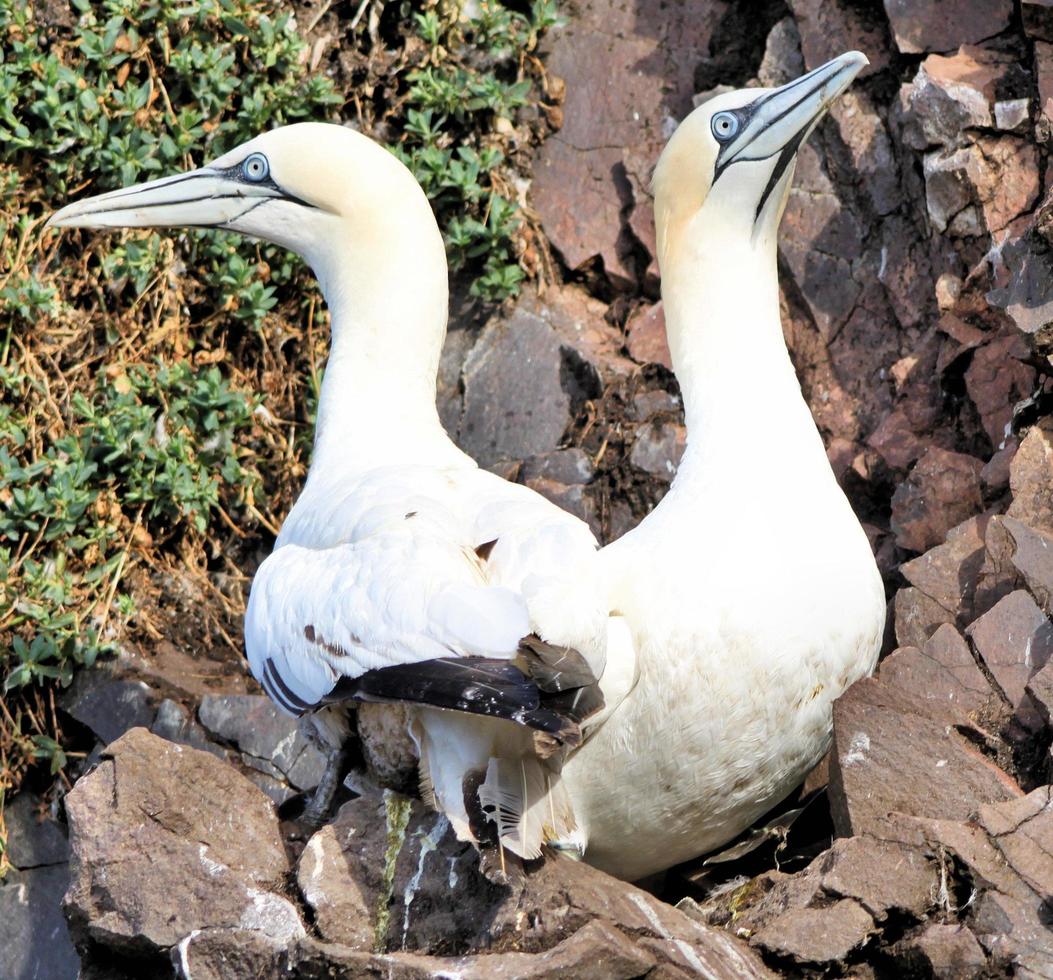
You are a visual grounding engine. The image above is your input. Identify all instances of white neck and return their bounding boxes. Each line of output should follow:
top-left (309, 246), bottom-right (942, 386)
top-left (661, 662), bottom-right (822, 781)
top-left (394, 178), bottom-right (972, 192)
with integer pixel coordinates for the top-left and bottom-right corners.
top-left (302, 203), bottom-right (463, 475)
top-left (661, 208), bottom-right (831, 491)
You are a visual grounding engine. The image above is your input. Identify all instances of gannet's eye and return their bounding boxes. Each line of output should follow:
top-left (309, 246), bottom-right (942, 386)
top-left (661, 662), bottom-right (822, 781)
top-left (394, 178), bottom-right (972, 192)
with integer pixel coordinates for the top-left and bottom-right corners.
top-left (711, 112), bottom-right (740, 142)
top-left (242, 153), bottom-right (270, 182)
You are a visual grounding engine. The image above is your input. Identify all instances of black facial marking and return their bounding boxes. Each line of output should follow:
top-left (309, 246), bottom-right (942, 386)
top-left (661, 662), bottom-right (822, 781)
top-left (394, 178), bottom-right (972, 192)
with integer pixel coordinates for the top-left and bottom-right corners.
top-left (754, 126), bottom-right (808, 223)
top-left (217, 160), bottom-right (322, 212)
top-left (710, 64), bottom-right (838, 188)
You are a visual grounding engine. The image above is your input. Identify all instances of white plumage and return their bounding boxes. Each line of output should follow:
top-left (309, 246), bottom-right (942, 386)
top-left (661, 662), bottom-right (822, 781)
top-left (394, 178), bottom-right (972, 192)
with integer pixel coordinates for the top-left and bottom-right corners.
top-left (47, 122), bottom-right (634, 861)
top-left (556, 52), bottom-right (886, 879)
top-left (48, 53), bottom-right (885, 880)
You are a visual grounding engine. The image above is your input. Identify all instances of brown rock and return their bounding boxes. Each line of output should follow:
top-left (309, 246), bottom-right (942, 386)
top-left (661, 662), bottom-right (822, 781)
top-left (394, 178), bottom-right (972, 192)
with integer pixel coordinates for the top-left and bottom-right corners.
top-left (624, 154), bottom-right (660, 295)
top-left (899, 515), bottom-right (987, 621)
top-left (879, 812), bottom-right (1028, 905)
top-left (459, 286), bottom-right (625, 469)
top-left (1003, 516), bottom-right (1053, 612)
top-left (876, 214), bottom-right (935, 326)
top-left (964, 334), bottom-right (1035, 447)
top-left (524, 477), bottom-right (595, 528)
top-left (974, 515), bottom-right (1026, 616)
top-left (882, 0), bottom-right (1012, 54)
top-left (786, 0), bottom-right (890, 78)
top-left (629, 388), bottom-right (680, 423)
top-left (436, 323), bottom-right (474, 436)
top-left (923, 139), bottom-right (1039, 237)
top-left (284, 924), bottom-right (659, 980)
top-left (828, 625), bottom-right (1021, 837)
top-left (726, 835), bottom-right (936, 953)
top-left (986, 234), bottom-right (1053, 349)
top-left (937, 311), bottom-right (986, 350)
top-left (890, 624), bottom-right (997, 718)
top-left (899, 48), bottom-right (1006, 150)
top-left (781, 142), bottom-right (865, 341)
top-left (781, 288), bottom-right (867, 447)
top-left (971, 889), bottom-right (1053, 977)
top-left (440, 920), bottom-right (659, 980)
top-left (867, 406), bottom-right (926, 467)
top-left (626, 302), bottom-right (672, 370)
top-left (890, 447), bottom-right (984, 553)
top-left (1025, 657), bottom-right (1053, 722)
top-left (972, 138), bottom-right (1041, 234)
top-left (815, 836), bottom-right (938, 921)
top-left (756, 17), bottom-right (805, 88)
top-left (899, 924), bottom-right (988, 978)
top-left (538, 284), bottom-right (635, 384)
top-left (972, 788), bottom-right (1053, 972)
top-left (751, 899), bottom-right (873, 964)
top-left (889, 332), bottom-right (944, 435)
top-left (64, 728), bottom-right (302, 957)
top-left (922, 147), bottom-right (981, 235)
top-left (966, 590), bottom-right (1053, 729)
top-left (357, 702), bottom-right (418, 791)
top-left (298, 794), bottom-right (771, 977)
top-left (172, 928), bottom-right (284, 980)
top-left (894, 586), bottom-right (955, 649)
top-left (880, 804), bottom-right (1053, 977)
top-left (1039, 41), bottom-right (1053, 131)
top-left (980, 439), bottom-right (1017, 496)
top-left (978, 787), bottom-right (1053, 894)
top-left (629, 421), bottom-right (686, 482)
top-left (460, 306), bottom-right (571, 467)
top-left (1023, 0), bottom-right (1053, 41)
top-left (521, 448), bottom-right (594, 486)
top-left (532, 1), bottom-right (721, 288)
top-left (1008, 418), bottom-right (1053, 534)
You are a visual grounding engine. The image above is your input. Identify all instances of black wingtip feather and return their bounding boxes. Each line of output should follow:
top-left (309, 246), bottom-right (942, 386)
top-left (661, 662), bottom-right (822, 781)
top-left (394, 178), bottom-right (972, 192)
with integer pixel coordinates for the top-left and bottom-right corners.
top-left (319, 655), bottom-right (594, 743)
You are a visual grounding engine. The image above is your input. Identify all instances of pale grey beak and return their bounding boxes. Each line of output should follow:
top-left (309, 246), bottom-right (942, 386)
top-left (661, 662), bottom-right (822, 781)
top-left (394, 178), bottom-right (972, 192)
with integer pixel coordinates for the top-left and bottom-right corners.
top-left (45, 166), bottom-right (289, 231)
top-left (716, 51), bottom-right (868, 177)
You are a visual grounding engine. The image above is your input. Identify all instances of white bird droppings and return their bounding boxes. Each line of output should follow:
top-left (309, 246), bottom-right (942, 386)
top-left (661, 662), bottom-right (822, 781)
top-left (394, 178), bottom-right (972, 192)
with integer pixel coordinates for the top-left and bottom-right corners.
top-left (627, 892), bottom-right (706, 976)
top-left (239, 889), bottom-right (305, 944)
top-left (174, 929), bottom-right (201, 980)
top-left (842, 731), bottom-right (871, 766)
top-left (401, 813), bottom-right (449, 947)
top-left (197, 843), bottom-right (227, 879)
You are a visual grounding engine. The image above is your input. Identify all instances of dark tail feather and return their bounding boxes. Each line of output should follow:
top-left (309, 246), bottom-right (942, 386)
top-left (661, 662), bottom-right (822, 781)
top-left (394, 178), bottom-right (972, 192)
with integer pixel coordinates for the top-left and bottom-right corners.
top-left (321, 656), bottom-right (591, 744)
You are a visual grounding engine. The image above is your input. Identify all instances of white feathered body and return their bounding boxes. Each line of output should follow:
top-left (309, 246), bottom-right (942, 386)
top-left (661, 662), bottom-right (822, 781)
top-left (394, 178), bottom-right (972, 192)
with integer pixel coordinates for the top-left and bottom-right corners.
top-left (244, 452), bottom-right (633, 856)
top-left (564, 446), bottom-right (884, 879)
top-left (560, 199), bottom-right (886, 880)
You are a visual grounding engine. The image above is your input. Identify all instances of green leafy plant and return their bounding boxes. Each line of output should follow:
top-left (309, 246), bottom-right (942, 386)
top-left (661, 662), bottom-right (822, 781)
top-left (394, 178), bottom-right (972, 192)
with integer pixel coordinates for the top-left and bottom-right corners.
top-left (388, 0), bottom-right (561, 301)
top-left (0, 0), bottom-right (342, 870)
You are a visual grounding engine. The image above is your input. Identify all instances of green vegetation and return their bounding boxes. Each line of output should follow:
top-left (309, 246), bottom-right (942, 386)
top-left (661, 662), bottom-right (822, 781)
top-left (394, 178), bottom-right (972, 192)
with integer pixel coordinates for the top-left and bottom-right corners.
top-left (0, 0), bottom-right (559, 873)
top-left (395, 0), bottom-right (560, 299)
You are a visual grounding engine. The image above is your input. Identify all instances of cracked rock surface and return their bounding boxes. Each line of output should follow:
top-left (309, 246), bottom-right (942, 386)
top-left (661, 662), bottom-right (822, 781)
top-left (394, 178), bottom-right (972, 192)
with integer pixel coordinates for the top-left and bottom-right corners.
top-left (13, 1), bottom-right (1053, 977)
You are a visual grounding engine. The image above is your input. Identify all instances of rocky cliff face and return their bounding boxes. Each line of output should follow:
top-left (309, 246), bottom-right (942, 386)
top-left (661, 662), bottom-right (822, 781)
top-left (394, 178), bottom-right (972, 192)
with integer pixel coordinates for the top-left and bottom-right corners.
top-left (6, 1), bottom-right (1053, 977)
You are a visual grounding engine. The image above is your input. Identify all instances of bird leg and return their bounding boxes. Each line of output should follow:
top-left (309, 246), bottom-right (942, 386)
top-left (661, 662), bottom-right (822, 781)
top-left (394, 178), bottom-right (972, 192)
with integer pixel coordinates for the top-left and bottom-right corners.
top-left (301, 739), bottom-right (350, 829)
top-left (299, 707), bottom-right (353, 829)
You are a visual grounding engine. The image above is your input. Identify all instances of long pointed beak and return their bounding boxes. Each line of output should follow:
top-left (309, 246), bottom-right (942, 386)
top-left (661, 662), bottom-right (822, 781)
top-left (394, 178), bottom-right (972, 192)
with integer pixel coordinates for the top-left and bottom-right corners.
top-left (45, 167), bottom-right (282, 231)
top-left (717, 51), bottom-right (868, 175)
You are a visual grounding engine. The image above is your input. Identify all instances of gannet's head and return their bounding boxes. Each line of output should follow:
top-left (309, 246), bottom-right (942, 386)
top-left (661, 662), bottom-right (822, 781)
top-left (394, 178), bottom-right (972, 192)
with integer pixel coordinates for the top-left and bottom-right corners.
top-left (653, 51), bottom-right (867, 268)
top-left (46, 122), bottom-right (437, 273)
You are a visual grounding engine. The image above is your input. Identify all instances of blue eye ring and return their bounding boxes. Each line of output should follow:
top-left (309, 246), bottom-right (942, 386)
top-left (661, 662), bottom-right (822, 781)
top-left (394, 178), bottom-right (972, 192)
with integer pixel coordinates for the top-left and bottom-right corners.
top-left (242, 152), bottom-right (270, 182)
top-left (711, 111), bottom-right (740, 142)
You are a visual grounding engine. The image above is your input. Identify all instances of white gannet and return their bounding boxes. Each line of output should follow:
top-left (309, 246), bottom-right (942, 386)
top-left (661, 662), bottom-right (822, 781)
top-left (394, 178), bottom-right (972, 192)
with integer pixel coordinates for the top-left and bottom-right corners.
top-left (556, 52), bottom-right (886, 880)
top-left (46, 123), bottom-right (637, 858)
